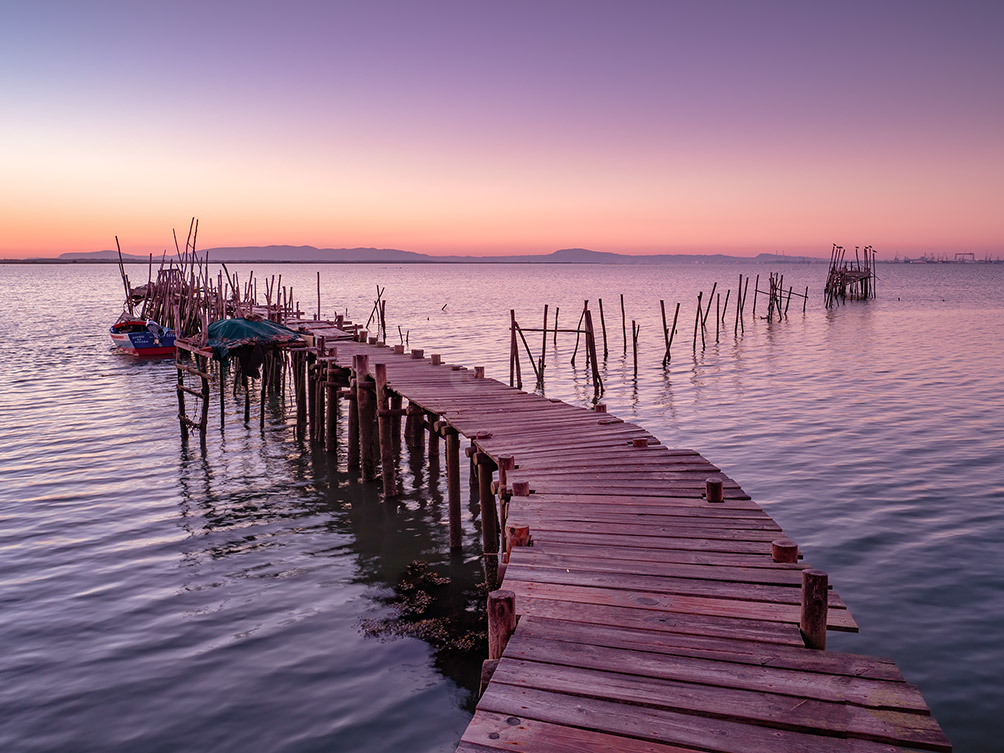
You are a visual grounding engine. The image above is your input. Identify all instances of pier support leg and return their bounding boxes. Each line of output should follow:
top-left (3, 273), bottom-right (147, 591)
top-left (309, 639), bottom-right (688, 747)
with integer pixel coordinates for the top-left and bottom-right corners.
top-left (390, 393), bottom-right (403, 456)
top-left (374, 363), bottom-right (397, 498)
top-left (477, 454), bottom-right (500, 557)
top-left (324, 352), bottom-right (339, 454)
top-left (427, 412), bottom-right (440, 476)
top-left (357, 375), bottom-right (377, 480)
top-left (346, 384), bottom-right (359, 470)
top-left (445, 427), bottom-right (462, 551)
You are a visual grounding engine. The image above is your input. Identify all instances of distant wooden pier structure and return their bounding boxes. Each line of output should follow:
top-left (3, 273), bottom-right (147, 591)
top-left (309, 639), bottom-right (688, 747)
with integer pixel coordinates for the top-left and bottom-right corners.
top-left (167, 293), bottom-right (948, 751)
top-left (825, 244), bottom-right (878, 306)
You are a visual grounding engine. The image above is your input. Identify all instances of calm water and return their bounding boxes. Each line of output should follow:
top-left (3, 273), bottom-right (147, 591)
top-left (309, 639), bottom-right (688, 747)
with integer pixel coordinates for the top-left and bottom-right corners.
top-left (1, 261), bottom-right (1001, 752)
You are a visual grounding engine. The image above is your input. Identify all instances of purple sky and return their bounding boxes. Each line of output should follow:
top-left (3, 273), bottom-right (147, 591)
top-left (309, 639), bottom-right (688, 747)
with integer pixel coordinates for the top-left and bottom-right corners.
top-left (2, 1), bottom-right (1002, 256)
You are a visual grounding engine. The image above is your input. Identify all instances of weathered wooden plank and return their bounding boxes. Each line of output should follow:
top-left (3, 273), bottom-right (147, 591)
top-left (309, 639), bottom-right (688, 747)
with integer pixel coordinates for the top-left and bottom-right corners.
top-left (509, 580), bottom-right (859, 631)
top-left (477, 684), bottom-right (907, 753)
top-left (503, 565), bottom-right (845, 607)
top-left (461, 710), bottom-right (704, 753)
top-left (509, 549), bottom-right (806, 584)
top-left (503, 631), bottom-right (927, 712)
top-left (516, 616), bottom-right (904, 681)
top-left (489, 659), bottom-right (949, 750)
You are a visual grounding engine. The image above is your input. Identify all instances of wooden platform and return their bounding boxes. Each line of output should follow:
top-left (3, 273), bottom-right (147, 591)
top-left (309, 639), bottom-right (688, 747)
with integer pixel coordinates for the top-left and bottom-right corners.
top-left (293, 321), bottom-right (951, 753)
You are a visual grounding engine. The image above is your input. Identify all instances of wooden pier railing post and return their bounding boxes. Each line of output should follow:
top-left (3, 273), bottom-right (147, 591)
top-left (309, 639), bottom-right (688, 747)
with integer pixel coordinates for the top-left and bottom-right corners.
top-left (374, 363), bottom-right (397, 497)
top-left (444, 426), bottom-right (462, 551)
top-left (800, 569), bottom-right (829, 649)
top-left (487, 589), bottom-right (516, 661)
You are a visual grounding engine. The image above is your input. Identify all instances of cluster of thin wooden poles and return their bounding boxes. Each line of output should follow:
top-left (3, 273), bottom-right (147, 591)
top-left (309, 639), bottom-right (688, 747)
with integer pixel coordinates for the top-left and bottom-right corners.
top-left (116, 219), bottom-right (304, 339)
top-left (508, 272), bottom-right (812, 388)
top-left (825, 244), bottom-right (877, 306)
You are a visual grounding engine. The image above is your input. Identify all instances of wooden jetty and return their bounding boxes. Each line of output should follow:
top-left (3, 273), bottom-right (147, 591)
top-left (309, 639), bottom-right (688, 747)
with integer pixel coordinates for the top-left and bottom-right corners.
top-left (274, 316), bottom-right (950, 753)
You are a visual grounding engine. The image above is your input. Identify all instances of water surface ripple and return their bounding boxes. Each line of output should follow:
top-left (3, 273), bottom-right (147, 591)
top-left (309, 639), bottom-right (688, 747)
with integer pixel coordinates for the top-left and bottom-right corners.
top-left (0, 262), bottom-right (1001, 752)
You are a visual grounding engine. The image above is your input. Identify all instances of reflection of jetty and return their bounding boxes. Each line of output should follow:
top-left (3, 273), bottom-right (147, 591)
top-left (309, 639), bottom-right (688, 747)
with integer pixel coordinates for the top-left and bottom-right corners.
top-left (825, 244), bottom-right (877, 306)
top-left (165, 277), bottom-right (950, 752)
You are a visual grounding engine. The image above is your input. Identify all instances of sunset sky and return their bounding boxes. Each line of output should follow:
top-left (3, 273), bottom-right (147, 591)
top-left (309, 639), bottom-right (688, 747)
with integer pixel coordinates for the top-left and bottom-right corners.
top-left (2, 1), bottom-right (1001, 258)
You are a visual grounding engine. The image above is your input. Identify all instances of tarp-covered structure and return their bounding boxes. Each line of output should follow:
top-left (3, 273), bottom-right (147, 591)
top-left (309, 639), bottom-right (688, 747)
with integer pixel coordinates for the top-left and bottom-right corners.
top-left (208, 317), bottom-right (302, 378)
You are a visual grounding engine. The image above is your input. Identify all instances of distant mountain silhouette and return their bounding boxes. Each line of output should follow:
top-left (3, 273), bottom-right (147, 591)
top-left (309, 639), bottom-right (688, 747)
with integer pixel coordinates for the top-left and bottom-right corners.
top-left (54, 246), bottom-right (825, 264)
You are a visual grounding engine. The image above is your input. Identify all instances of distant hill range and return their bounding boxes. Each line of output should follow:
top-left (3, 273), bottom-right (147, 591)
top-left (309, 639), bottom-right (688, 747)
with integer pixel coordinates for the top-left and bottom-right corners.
top-left (51, 246), bottom-right (825, 264)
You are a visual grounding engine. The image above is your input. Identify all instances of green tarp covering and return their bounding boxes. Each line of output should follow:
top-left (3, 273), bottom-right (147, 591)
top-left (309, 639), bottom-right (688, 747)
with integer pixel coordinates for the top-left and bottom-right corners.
top-left (208, 317), bottom-right (302, 362)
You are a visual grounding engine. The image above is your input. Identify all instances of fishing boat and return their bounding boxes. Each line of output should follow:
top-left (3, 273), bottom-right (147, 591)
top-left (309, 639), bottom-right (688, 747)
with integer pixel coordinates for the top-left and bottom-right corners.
top-left (109, 316), bottom-right (176, 356)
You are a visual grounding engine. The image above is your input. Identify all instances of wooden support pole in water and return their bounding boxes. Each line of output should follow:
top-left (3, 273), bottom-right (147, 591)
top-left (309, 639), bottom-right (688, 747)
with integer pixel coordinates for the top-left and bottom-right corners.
top-left (597, 298), bottom-right (608, 358)
top-left (800, 569), bottom-right (829, 650)
top-left (315, 335), bottom-right (327, 444)
top-left (620, 294), bottom-right (627, 353)
top-left (487, 589), bottom-right (516, 660)
top-left (509, 309), bottom-right (517, 387)
top-left (405, 402), bottom-right (425, 455)
top-left (306, 349), bottom-right (317, 438)
top-left (664, 302), bottom-right (680, 365)
top-left (803, 286), bottom-right (809, 313)
top-left (734, 275), bottom-right (743, 336)
top-left (427, 412), bottom-right (440, 473)
top-left (346, 380), bottom-right (359, 470)
top-left (357, 372), bottom-right (377, 480)
top-left (477, 453), bottom-right (499, 556)
top-left (295, 351), bottom-right (308, 432)
top-left (693, 295), bottom-right (702, 349)
top-left (702, 282), bottom-right (717, 327)
top-left (570, 300), bottom-right (587, 366)
top-left (390, 393), bottom-right (403, 456)
top-left (752, 274), bottom-right (760, 317)
top-left (538, 304), bottom-right (548, 387)
top-left (631, 320), bottom-right (639, 377)
top-left (316, 270), bottom-right (321, 320)
top-left (660, 300), bottom-right (670, 364)
top-left (716, 293), bottom-right (721, 343)
top-left (584, 310), bottom-right (602, 395)
top-left (325, 353), bottom-right (339, 454)
top-left (444, 426), bottom-right (462, 550)
top-left (552, 306), bottom-right (559, 347)
top-left (374, 363), bottom-right (397, 498)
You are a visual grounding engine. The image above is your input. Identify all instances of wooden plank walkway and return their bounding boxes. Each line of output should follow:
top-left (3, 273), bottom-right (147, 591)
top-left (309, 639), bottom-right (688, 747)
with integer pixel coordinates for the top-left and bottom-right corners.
top-left (294, 321), bottom-right (951, 753)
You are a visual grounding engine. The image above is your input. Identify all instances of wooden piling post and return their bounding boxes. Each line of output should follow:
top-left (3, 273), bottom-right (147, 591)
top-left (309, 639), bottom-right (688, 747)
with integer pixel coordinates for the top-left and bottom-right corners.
top-left (716, 293), bottom-right (721, 342)
top-left (597, 298), bottom-right (608, 358)
top-left (584, 310), bottom-right (602, 395)
top-left (487, 589), bottom-right (516, 660)
top-left (477, 453), bottom-right (500, 556)
top-left (427, 412), bottom-right (440, 472)
top-left (374, 363), bottom-right (398, 497)
top-left (354, 355), bottom-right (377, 480)
top-left (538, 304), bottom-right (548, 386)
top-left (631, 320), bottom-right (639, 377)
top-left (325, 355), bottom-right (339, 454)
top-left (660, 300), bottom-right (670, 365)
top-left (295, 351), bottom-right (308, 432)
top-left (800, 570), bottom-right (829, 649)
top-left (752, 274), bottom-right (760, 317)
top-left (390, 393), bottom-right (403, 456)
top-left (705, 477), bottom-right (724, 503)
top-left (620, 294), bottom-right (627, 353)
top-left (772, 539), bottom-right (799, 563)
top-left (346, 380), bottom-right (360, 470)
top-left (445, 426), bottom-right (462, 551)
